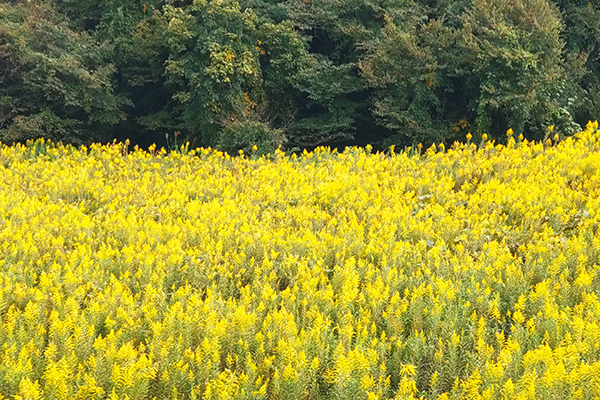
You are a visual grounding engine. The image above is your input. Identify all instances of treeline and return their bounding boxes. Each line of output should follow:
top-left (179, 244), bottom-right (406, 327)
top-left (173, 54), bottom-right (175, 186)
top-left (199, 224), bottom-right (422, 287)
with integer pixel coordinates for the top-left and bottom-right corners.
top-left (1, 0), bottom-right (599, 152)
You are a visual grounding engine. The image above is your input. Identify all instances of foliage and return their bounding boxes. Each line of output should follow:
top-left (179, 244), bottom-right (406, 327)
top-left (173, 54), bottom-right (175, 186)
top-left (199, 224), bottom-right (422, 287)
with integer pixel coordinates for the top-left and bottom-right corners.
top-left (360, 16), bottom-right (456, 144)
top-left (162, 0), bottom-right (262, 142)
top-left (2, 0), bottom-right (600, 150)
top-left (0, 1), bottom-right (128, 144)
top-left (2, 123), bottom-right (600, 398)
top-left (463, 0), bottom-right (580, 139)
top-left (219, 119), bottom-right (285, 154)
top-left (552, 0), bottom-right (600, 126)
top-left (162, 0), bottom-right (309, 152)
top-left (360, 0), bottom-right (582, 145)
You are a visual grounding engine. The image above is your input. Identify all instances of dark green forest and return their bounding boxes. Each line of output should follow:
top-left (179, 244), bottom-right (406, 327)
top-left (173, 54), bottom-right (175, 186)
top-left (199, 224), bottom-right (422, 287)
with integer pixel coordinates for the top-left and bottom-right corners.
top-left (1, 0), bottom-right (599, 152)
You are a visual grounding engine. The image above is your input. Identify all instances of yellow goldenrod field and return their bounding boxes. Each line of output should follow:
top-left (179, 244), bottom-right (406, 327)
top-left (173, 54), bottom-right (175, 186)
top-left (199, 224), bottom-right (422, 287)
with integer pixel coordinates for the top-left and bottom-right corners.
top-left (3, 123), bottom-right (600, 400)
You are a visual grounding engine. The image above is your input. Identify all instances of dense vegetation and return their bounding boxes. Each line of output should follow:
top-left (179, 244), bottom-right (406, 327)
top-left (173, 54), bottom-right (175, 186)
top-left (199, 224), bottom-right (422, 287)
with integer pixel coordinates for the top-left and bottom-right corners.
top-left (1, 0), bottom-right (600, 152)
top-left (1, 124), bottom-right (600, 399)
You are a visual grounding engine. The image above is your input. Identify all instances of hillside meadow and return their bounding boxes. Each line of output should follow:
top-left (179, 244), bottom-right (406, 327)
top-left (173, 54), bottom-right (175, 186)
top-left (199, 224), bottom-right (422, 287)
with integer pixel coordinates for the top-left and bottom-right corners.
top-left (2, 123), bottom-right (600, 399)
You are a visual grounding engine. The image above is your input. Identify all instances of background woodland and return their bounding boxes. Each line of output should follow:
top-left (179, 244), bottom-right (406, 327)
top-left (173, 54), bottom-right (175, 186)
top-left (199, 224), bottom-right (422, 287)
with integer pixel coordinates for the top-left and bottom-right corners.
top-left (1, 0), bottom-right (599, 152)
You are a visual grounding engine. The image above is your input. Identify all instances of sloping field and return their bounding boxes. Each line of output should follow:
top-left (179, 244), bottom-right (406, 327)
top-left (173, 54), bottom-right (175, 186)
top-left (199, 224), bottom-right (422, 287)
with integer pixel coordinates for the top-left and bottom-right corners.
top-left (2, 124), bottom-right (600, 400)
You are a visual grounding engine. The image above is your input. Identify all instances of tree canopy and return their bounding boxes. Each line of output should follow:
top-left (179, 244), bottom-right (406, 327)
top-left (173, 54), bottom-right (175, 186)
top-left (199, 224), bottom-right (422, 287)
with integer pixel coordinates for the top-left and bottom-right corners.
top-left (1, 0), bottom-right (598, 152)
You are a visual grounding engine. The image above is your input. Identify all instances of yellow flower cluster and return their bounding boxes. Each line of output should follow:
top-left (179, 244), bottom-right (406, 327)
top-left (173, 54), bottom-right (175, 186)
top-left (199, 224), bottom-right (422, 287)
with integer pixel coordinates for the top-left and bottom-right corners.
top-left (2, 122), bottom-right (600, 399)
